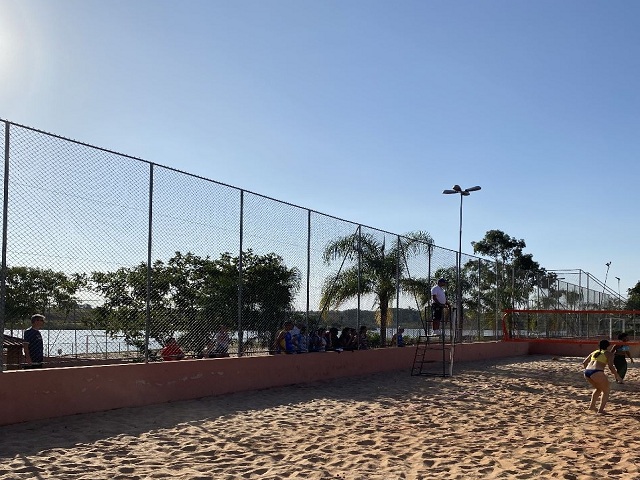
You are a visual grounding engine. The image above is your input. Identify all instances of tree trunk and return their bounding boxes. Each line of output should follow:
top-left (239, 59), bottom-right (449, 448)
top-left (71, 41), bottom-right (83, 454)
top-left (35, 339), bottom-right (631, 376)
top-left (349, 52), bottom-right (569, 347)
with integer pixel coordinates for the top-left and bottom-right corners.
top-left (379, 302), bottom-right (388, 347)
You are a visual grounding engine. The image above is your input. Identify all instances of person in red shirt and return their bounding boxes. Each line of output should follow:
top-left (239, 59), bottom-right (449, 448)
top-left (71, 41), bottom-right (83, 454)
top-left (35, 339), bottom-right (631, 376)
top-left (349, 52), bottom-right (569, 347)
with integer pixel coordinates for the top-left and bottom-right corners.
top-left (161, 337), bottom-right (185, 361)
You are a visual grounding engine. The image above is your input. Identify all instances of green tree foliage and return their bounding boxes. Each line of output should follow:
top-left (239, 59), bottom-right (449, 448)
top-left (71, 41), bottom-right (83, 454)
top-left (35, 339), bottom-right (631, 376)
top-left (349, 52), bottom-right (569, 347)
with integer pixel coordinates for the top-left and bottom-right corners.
top-left (89, 250), bottom-right (300, 354)
top-left (90, 259), bottom-right (173, 352)
top-left (470, 230), bottom-right (554, 335)
top-left (320, 230), bottom-right (433, 346)
top-left (4, 266), bottom-right (86, 331)
top-left (471, 229), bottom-right (526, 263)
top-left (625, 282), bottom-right (640, 310)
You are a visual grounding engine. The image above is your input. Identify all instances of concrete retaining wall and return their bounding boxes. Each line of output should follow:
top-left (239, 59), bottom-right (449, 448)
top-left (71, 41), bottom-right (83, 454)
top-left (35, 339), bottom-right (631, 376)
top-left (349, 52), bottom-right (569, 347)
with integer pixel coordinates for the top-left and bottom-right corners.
top-left (0, 340), bottom-right (579, 426)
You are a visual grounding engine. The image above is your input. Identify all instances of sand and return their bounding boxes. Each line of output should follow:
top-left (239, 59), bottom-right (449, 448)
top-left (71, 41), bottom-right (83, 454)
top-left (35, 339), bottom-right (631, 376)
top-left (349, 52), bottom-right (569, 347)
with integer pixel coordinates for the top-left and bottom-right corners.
top-left (2, 355), bottom-right (640, 479)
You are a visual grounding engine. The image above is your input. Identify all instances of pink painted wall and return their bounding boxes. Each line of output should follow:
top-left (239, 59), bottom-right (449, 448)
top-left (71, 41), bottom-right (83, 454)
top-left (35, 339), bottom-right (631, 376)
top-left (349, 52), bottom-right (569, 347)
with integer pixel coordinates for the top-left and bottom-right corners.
top-left (528, 340), bottom-right (640, 358)
top-left (0, 341), bottom-right (540, 426)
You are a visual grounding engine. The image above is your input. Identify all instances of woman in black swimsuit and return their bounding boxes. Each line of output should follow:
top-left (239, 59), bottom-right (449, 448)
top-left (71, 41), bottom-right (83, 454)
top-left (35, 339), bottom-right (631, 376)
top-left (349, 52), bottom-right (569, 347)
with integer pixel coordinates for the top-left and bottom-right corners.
top-left (612, 332), bottom-right (634, 383)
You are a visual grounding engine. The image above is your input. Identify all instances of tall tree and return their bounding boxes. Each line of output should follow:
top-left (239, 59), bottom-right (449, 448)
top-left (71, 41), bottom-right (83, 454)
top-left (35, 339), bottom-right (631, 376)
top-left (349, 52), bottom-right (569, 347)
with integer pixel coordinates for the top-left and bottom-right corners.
top-left (471, 230), bottom-right (550, 336)
top-left (625, 281), bottom-right (640, 310)
top-left (471, 229), bottom-right (547, 311)
top-left (89, 250), bottom-right (300, 354)
top-left (471, 229), bottom-right (525, 264)
top-left (90, 259), bottom-right (172, 352)
top-left (4, 266), bottom-right (85, 332)
top-left (320, 230), bottom-right (433, 346)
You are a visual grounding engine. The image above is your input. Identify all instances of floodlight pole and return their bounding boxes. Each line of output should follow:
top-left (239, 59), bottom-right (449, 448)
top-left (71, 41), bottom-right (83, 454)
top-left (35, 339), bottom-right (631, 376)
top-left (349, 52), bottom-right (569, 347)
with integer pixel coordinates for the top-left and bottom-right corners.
top-left (442, 185), bottom-right (481, 343)
top-left (556, 277), bottom-right (565, 311)
top-left (615, 276), bottom-right (621, 309)
top-left (603, 261), bottom-right (611, 299)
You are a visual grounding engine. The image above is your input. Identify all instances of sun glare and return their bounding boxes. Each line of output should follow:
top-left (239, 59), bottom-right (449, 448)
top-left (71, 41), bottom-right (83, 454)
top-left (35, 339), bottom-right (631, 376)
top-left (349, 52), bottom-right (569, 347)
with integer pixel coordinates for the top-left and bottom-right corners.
top-left (0, 2), bottom-right (42, 105)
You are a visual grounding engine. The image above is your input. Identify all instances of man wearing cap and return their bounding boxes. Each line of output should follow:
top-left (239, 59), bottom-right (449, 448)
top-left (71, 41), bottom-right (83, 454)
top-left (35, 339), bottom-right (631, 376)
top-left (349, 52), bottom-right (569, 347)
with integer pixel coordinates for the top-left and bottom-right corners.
top-left (23, 314), bottom-right (45, 368)
top-left (431, 278), bottom-right (449, 334)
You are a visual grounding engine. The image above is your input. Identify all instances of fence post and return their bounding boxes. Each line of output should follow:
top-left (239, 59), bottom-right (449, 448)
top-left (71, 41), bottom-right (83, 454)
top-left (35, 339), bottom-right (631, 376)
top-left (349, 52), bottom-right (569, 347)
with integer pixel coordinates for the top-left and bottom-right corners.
top-left (426, 243), bottom-right (433, 333)
top-left (306, 210), bottom-right (311, 331)
top-left (586, 273), bottom-right (591, 337)
top-left (0, 121), bottom-right (10, 371)
top-left (356, 225), bottom-right (361, 335)
top-left (237, 190), bottom-right (244, 356)
top-left (144, 163), bottom-right (154, 363)
top-left (477, 259), bottom-right (481, 340)
top-left (495, 260), bottom-right (500, 338)
top-left (395, 235), bottom-right (400, 332)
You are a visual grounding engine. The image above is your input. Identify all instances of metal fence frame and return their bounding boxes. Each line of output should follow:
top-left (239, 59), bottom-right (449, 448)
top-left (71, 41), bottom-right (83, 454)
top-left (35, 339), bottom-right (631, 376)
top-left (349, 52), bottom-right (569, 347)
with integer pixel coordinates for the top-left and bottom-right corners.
top-left (0, 120), bottom-right (621, 369)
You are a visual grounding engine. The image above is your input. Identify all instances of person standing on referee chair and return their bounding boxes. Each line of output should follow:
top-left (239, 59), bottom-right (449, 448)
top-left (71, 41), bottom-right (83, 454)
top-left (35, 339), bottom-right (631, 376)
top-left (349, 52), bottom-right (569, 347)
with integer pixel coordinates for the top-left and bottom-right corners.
top-left (431, 278), bottom-right (450, 335)
top-left (23, 314), bottom-right (45, 369)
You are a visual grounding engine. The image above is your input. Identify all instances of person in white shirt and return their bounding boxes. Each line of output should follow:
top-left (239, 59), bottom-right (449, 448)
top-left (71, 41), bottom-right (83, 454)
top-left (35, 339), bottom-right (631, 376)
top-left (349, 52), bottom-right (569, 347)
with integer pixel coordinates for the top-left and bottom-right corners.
top-left (430, 278), bottom-right (450, 334)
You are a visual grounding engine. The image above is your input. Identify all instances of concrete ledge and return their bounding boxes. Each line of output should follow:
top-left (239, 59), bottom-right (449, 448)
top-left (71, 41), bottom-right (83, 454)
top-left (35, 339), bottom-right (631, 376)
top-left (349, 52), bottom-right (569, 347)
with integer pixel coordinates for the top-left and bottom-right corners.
top-left (0, 340), bottom-right (533, 426)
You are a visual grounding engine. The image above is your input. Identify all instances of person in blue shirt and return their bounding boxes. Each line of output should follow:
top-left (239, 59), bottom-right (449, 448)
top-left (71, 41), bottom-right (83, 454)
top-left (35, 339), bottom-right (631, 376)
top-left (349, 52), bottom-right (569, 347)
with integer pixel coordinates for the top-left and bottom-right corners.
top-left (391, 328), bottom-right (405, 347)
top-left (274, 321), bottom-right (295, 354)
top-left (23, 314), bottom-right (45, 368)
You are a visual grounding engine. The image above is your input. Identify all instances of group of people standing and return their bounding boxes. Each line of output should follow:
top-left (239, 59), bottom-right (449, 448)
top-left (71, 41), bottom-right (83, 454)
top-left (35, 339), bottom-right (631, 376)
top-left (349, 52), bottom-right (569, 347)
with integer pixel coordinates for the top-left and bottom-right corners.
top-left (274, 322), bottom-right (376, 354)
top-left (273, 322), bottom-right (406, 354)
top-left (582, 332), bottom-right (634, 414)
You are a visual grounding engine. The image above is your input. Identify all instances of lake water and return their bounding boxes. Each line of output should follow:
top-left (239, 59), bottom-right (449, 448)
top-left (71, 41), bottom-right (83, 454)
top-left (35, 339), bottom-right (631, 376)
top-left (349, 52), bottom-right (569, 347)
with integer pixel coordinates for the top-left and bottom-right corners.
top-left (5, 327), bottom-right (502, 358)
top-left (3, 329), bottom-right (151, 357)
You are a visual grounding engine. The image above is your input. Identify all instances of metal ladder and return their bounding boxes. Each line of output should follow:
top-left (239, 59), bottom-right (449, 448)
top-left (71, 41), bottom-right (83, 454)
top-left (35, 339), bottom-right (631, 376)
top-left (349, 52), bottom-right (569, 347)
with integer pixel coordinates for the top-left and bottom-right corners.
top-left (411, 314), bottom-right (452, 377)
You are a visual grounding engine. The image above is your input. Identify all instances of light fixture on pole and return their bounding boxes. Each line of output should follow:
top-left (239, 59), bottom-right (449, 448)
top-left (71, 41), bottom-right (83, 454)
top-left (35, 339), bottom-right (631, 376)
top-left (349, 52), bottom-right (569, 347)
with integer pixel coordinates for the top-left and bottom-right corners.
top-left (615, 276), bottom-right (621, 308)
top-left (442, 185), bottom-right (481, 342)
top-left (602, 261), bottom-right (612, 305)
top-left (604, 262), bottom-right (611, 288)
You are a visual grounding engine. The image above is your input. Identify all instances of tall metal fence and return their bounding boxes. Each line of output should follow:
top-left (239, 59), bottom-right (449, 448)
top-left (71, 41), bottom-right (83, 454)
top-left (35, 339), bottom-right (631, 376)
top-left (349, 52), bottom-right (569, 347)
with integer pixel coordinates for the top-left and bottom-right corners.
top-left (0, 120), bottom-right (621, 368)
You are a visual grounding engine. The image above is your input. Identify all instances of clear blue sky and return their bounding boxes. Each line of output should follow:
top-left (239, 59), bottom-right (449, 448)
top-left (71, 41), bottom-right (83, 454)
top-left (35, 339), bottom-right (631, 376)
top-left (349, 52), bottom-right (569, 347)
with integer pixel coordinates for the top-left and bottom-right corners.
top-left (2, 1), bottom-right (639, 295)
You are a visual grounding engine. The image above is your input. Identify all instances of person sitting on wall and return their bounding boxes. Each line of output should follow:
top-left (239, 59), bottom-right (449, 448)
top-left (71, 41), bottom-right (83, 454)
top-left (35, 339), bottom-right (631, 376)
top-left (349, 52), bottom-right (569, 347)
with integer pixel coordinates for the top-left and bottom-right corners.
top-left (309, 327), bottom-right (327, 352)
top-left (297, 324), bottom-right (309, 353)
top-left (327, 327), bottom-right (340, 351)
top-left (204, 337), bottom-right (215, 358)
top-left (357, 325), bottom-right (369, 350)
top-left (391, 328), bottom-right (405, 347)
top-left (161, 337), bottom-right (185, 361)
top-left (211, 325), bottom-right (231, 357)
top-left (308, 328), bottom-right (320, 352)
top-left (274, 321), bottom-right (295, 354)
top-left (338, 327), bottom-right (357, 351)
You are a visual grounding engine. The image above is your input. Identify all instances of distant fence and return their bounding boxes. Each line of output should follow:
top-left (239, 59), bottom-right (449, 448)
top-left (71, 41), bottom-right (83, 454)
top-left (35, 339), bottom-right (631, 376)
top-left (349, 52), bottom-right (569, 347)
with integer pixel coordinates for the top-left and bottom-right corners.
top-left (0, 120), bottom-right (621, 368)
top-left (502, 309), bottom-right (640, 341)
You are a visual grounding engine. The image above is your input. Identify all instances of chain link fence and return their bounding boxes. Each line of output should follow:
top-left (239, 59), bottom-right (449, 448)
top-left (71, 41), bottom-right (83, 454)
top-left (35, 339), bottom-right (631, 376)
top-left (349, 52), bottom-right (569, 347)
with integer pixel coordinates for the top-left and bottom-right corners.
top-left (0, 120), bottom-right (620, 369)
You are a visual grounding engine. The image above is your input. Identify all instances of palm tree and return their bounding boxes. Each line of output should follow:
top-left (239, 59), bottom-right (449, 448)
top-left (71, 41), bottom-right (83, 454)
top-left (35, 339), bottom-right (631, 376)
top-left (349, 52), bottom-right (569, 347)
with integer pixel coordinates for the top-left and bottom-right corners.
top-left (320, 229), bottom-right (433, 346)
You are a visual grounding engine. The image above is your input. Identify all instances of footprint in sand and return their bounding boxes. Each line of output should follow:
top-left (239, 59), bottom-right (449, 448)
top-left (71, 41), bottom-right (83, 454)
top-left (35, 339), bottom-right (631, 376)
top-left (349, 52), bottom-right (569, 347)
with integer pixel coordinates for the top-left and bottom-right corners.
top-left (357, 439), bottom-right (376, 446)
